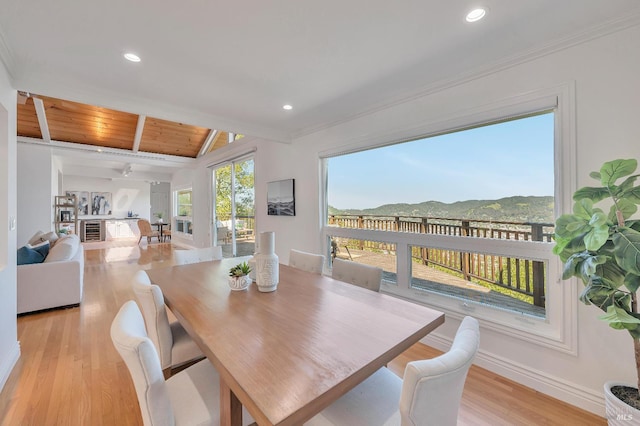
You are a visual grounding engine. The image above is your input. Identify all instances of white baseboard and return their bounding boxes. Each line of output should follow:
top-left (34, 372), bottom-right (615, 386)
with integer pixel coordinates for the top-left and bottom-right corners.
top-left (0, 340), bottom-right (20, 392)
top-left (421, 333), bottom-right (605, 417)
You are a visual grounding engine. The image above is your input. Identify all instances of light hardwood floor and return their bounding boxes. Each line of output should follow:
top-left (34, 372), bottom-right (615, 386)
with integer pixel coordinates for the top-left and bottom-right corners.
top-left (0, 240), bottom-right (605, 425)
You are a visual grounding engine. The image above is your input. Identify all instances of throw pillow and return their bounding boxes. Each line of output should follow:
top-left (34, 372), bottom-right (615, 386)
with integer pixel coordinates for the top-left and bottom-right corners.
top-left (27, 231), bottom-right (44, 246)
top-left (17, 245), bottom-right (46, 265)
top-left (41, 231), bottom-right (59, 245)
top-left (27, 240), bottom-right (50, 259)
top-left (44, 239), bottom-right (76, 262)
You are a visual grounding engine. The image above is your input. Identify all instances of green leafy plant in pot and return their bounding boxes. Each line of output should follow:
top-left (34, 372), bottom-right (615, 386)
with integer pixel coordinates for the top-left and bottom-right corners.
top-left (553, 159), bottom-right (640, 414)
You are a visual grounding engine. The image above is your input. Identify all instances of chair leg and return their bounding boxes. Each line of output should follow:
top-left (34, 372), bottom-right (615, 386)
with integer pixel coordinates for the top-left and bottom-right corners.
top-left (138, 235), bottom-right (142, 245)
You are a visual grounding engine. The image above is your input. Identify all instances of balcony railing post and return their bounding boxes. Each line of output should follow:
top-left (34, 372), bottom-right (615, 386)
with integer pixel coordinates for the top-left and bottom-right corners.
top-left (358, 216), bottom-right (364, 249)
top-left (394, 216), bottom-right (401, 232)
top-left (531, 223), bottom-right (545, 307)
top-left (421, 218), bottom-right (429, 265)
top-left (461, 221), bottom-right (471, 281)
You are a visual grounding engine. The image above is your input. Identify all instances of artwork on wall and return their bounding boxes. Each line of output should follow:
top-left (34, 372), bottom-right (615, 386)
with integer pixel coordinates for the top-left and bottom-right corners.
top-left (66, 191), bottom-right (90, 215)
top-left (267, 179), bottom-right (295, 216)
top-left (91, 192), bottom-right (112, 215)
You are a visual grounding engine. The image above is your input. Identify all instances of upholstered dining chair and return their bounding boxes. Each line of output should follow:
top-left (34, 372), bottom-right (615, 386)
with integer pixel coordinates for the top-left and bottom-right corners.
top-left (137, 219), bottom-right (161, 245)
top-left (132, 270), bottom-right (204, 378)
top-left (111, 301), bottom-right (255, 426)
top-left (289, 249), bottom-right (325, 275)
top-left (173, 246), bottom-right (223, 265)
top-left (332, 258), bottom-right (383, 292)
top-left (305, 316), bottom-right (480, 426)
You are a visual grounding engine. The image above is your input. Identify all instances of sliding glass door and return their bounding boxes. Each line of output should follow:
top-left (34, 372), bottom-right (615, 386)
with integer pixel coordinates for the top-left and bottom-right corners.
top-left (212, 156), bottom-right (255, 257)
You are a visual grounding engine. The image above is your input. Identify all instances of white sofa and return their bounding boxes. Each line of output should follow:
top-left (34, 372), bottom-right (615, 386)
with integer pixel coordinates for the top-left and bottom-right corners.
top-left (17, 234), bottom-right (84, 314)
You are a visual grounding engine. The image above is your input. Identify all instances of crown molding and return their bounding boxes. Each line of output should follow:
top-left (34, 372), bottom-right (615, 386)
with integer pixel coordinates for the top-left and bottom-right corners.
top-left (293, 11), bottom-right (640, 140)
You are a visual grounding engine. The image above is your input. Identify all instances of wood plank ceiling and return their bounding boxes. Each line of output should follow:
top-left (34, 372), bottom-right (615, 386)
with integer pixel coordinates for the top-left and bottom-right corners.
top-left (16, 94), bottom-right (237, 158)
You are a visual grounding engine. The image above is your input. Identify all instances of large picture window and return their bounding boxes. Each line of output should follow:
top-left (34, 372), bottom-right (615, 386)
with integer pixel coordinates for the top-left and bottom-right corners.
top-left (322, 90), bottom-right (576, 351)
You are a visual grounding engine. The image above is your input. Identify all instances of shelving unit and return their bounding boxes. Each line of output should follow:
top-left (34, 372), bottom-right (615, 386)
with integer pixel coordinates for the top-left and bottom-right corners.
top-left (54, 195), bottom-right (78, 235)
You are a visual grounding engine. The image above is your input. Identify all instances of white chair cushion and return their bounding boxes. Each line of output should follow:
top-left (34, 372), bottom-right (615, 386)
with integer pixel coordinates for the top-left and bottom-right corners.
top-left (331, 258), bottom-right (383, 292)
top-left (306, 367), bottom-right (402, 426)
top-left (289, 249), bottom-right (325, 274)
top-left (167, 360), bottom-right (255, 426)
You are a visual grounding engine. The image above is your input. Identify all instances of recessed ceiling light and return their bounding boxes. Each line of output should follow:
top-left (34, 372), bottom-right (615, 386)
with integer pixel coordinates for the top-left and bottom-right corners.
top-left (97, 148), bottom-right (103, 153)
top-left (124, 53), bottom-right (141, 62)
top-left (283, 104), bottom-right (293, 110)
top-left (466, 8), bottom-right (486, 22)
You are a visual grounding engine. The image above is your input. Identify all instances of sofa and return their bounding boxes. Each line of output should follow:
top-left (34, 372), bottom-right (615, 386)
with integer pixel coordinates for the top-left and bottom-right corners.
top-left (17, 233), bottom-right (84, 314)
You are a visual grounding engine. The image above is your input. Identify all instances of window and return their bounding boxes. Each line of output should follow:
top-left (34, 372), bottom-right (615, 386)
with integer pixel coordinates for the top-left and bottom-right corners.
top-left (175, 188), bottom-right (193, 236)
top-left (321, 88), bottom-right (577, 352)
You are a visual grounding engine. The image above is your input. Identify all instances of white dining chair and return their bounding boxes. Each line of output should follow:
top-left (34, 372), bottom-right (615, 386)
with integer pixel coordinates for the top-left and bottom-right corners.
top-left (289, 249), bottom-right (325, 274)
top-left (111, 301), bottom-right (255, 426)
top-left (305, 316), bottom-right (480, 426)
top-left (173, 246), bottom-right (223, 265)
top-left (331, 258), bottom-right (383, 292)
top-left (132, 270), bottom-right (204, 378)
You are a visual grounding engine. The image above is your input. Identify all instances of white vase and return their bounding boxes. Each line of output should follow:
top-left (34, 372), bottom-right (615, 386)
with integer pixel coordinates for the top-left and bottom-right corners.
top-left (248, 254), bottom-right (258, 282)
top-left (605, 381), bottom-right (640, 425)
top-left (256, 232), bottom-right (279, 292)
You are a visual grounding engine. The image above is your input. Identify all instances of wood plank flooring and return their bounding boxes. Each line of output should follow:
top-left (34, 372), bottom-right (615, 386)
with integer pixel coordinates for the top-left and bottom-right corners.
top-left (0, 241), bottom-right (605, 425)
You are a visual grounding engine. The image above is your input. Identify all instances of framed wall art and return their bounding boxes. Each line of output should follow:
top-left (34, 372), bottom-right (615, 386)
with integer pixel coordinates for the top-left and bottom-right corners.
top-left (91, 192), bottom-right (112, 215)
top-left (66, 190), bottom-right (90, 215)
top-left (267, 179), bottom-right (295, 216)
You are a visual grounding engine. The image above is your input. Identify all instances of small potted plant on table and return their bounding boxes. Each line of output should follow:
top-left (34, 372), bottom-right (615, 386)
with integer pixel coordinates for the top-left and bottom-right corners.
top-left (553, 159), bottom-right (640, 423)
top-left (228, 261), bottom-right (252, 291)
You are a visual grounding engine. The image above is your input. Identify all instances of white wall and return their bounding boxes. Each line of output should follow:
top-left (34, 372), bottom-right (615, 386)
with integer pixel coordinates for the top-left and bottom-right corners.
top-left (186, 23), bottom-right (640, 415)
top-left (0, 58), bottom-right (19, 392)
top-left (63, 176), bottom-right (152, 221)
top-left (17, 143), bottom-right (55, 246)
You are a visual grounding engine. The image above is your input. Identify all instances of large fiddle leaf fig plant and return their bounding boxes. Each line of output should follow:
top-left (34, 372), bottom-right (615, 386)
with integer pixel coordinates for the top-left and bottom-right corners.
top-left (554, 159), bottom-right (640, 394)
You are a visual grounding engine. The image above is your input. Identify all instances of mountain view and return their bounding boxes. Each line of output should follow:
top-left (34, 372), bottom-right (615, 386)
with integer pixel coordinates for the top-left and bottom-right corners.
top-left (329, 195), bottom-right (554, 224)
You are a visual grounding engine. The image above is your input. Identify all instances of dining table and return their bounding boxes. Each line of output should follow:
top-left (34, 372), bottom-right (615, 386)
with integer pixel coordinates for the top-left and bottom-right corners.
top-left (146, 256), bottom-right (445, 426)
top-left (152, 222), bottom-right (166, 241)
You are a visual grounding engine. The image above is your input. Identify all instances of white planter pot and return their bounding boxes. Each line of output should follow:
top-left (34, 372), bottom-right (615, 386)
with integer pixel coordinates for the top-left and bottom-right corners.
top-left (605, 381), bottom-right (640, 425)
top-left (228, 275), bottom-right (251, 291)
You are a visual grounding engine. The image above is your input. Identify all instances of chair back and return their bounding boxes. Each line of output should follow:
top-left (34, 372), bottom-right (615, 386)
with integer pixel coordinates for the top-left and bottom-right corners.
top-left (111, 301), bottom-right (174, 426)
top-left (173, 246), bottom-right (223, 265)
top-left (138, 219), bottom-right (152, 236)
top-left (399, 316), bottom-right (480, 426)
top-left (289, 249), bottom-right (325, 274)
top-left (132, 270), bottom-right (173, 370)
top-left (332, 258), bottom-right (383, 292)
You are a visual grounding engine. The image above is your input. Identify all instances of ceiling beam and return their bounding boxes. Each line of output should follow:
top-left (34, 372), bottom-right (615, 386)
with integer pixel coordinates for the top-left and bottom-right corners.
top-left (197, 129), bottom-right (218, 157)
top-left (132, 115), bottom-right (146, 153)
top-left (32, 97), bottom-right (51, 143)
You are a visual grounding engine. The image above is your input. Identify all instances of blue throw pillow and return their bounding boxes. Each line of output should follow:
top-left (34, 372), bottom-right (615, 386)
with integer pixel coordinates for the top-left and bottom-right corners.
top-left (30, 241), bottom-right (50, 258)
top-left (17, 245), bottom-right (46, 265)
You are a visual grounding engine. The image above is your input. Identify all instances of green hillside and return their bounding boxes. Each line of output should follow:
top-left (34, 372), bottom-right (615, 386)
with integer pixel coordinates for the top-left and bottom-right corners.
top-left (328, 196), bottom-right (554, 224)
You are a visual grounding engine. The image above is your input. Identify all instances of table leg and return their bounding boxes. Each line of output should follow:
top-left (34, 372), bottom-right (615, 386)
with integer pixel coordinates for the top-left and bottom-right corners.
top-left (220, 378), bottom-right (243, 426)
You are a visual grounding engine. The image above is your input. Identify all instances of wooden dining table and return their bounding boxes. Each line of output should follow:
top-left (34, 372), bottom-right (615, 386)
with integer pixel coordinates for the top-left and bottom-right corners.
top-left (147, 257), bottom-right (445, 426)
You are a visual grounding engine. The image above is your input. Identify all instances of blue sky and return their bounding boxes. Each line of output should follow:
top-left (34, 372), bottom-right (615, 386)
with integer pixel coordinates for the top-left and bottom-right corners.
top-left (327, 112), bottom-right (555, 210)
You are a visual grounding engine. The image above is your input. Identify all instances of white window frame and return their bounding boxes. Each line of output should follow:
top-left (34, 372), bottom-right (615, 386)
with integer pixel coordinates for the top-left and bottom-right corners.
top-left (320, 83), bottom-right (577, 354)
top-left (174, 186), bottom-right (193, 239)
